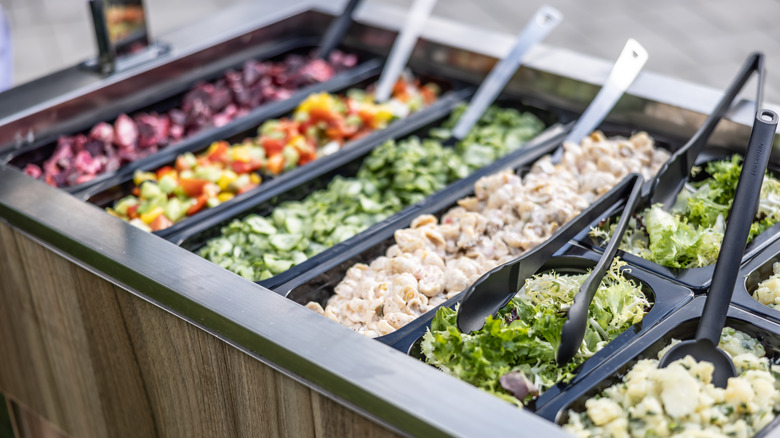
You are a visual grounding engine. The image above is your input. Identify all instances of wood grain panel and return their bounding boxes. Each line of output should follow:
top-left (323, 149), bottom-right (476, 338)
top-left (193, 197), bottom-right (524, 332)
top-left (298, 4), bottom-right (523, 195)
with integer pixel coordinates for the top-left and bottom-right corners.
top-left (0, 222), bottom-right (401, 438)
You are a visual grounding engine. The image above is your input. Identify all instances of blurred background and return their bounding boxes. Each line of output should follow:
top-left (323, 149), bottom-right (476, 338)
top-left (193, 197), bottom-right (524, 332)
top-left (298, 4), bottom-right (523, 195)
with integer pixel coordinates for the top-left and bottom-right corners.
top-left (1, 0), bottom-right (779, 101)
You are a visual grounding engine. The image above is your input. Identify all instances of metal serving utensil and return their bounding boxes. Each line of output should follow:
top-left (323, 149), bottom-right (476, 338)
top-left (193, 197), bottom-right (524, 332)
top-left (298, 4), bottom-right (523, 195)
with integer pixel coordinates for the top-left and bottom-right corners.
top-left (439, 5), bottom-right (562, 147)
top-left (549, 38), bottom-right (648, 163)
top-left (658, 110), bottom-right (778, 387)
top-left (455, 38), bottom-right (648, 334)
top-left (556, 173), bottom-right (644, 365)
top-left (373, 0), bottom-right (438, 103)
top-left (649, 52), bottom-right (765, 210)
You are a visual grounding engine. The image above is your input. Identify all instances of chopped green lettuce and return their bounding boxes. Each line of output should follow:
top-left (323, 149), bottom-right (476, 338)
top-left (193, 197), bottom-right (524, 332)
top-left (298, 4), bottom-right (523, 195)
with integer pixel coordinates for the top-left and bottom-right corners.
top-left (419, 260), bottom-right (649, 407)
top-left (592, 155), bottom-right (780, 268)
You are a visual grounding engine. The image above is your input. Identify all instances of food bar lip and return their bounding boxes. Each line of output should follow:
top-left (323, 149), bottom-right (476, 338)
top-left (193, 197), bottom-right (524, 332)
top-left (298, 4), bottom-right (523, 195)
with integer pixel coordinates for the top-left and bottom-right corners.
top-left (536, 296), bottom-right (780, 438)
top-left (4, 42), bottom-right (374, 197)
top-left (168, 94), bottom-right (562, 288)
top-left (84, 69), bottom-right (465, 239)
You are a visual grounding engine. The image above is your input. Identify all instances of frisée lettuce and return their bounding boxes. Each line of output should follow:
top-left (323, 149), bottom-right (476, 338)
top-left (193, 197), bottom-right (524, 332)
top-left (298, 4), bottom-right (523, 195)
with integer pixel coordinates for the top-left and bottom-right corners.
top-left (419, 260), bottom-right (649, 407)
top-left (591, 155), bottom-right (780, 269)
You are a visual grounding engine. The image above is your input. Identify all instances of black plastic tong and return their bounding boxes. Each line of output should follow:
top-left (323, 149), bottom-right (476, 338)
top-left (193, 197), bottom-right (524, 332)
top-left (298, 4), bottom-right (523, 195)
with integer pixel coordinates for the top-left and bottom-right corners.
top-left (650, 52), bottom-right (766, 209)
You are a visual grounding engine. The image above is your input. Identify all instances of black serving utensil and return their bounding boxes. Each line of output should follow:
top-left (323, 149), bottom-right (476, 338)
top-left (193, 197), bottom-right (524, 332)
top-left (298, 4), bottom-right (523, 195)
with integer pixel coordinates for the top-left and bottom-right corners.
top-left (456, 173), bottom-right (644, 333)
top-left (550, 38), bottom-right (648, 164)
top-left (439, 5), bottom-right (562, 147)
top-left (556, 174), bottom-right (644, 365)
top-left (317, 0), bottom-right (363, 60)
top-left (658, 109), bottom-right (778, 387)
top-left (649, 53), bottom-right (765, 210)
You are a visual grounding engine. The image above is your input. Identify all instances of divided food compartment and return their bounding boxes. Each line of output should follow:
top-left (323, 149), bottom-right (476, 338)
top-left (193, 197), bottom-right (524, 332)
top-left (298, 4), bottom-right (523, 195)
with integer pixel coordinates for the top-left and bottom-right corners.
top-left (732, 235), bottom-right (780, 324)
top-left (576, 145), bottom-right (780, 292)
top-left (169, 94), bottom-right (567, 287)
top-left (84, 69), bottom-right (471, 240)
top-left (537, 297), bottom-right (780, 437)
top-left (3, 38), bottom-right (382, 196)
top-left (383, 251), bottom-right (691, 412)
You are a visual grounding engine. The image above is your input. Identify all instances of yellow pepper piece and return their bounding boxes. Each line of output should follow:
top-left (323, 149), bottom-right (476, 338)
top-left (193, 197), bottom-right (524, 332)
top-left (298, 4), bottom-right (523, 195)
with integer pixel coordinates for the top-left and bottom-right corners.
top-left (133, 171), bottom-right (157, 186)
top-left (217, 170), bottom-right (238, 191)
top-left (231, 144), bottom-right (252, 163)
top-left (249, 173), bottom-right (261, 185)
top-left (140, 207), bottom-right (164, 224)
top-left (296, 92), bottom-right (336, 115)
top-left (217, 192), bottom-right (235, 203)
top-left (374, 107), bottom-right (394, 126)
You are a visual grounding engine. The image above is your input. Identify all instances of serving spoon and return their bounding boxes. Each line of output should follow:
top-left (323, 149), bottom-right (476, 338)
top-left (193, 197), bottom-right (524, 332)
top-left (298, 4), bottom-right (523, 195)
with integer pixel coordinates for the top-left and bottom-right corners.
top-left (658, 109), bottom-right (778, 387)
top-left (456, 38), bottom-right (648, 334)
top-left (438, 5), bottom-right (562, 147)
top-left (556, 173), bottom-right (644, 365)
top-left (550, 38), bottom-right (648, 163)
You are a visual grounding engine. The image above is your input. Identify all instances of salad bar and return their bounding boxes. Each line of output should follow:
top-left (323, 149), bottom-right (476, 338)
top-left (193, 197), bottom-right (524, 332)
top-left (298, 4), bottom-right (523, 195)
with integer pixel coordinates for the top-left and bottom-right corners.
top-left (2, 1), bottom-right (780, 437)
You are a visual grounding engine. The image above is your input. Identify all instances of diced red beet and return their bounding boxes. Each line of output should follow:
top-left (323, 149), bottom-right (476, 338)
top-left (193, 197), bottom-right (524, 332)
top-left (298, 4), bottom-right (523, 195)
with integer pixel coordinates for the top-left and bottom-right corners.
top-left (23, 163), bottom-right (42, 178)
top-left (298, 59), bottom-right (334, 83)
top-left (89, 122), bottom-right (115, 144)
top-left (84, 139), bottom-right (106, 158)
top-left (74, 150), bottom-right (102, 175)
top-left (114, 114), bottom-right (138, 149)
top-left (135, 113), bottom-right (170, 149)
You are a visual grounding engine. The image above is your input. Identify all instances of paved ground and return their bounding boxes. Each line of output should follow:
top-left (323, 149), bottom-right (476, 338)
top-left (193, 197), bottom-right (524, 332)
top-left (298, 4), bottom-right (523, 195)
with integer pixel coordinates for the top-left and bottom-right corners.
top-left (2, 0), bottom-right (780, 102)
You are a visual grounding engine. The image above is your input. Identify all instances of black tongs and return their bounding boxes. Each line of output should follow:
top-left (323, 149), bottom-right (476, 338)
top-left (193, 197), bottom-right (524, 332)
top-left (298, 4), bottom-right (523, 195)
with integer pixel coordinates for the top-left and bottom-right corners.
top-left (649, 52), bottom-right (766, 209)
top-left (455, 174), bottom-right (643, 333)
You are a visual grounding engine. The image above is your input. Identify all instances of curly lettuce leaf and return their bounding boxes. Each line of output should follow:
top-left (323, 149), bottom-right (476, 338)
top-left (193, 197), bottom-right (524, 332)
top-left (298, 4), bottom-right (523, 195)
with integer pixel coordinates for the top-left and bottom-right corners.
top-left (592, 155), bottom-right (780, 268)
top-left (420, 260), bottom-right (649, 406)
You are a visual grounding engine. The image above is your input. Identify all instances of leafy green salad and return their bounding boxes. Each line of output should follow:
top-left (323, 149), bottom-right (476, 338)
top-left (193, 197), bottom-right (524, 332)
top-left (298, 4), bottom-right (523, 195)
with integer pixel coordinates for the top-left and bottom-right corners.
top-left (198, 105), bottom-right (546, 281)
top-left (419, 260), bottom-right (649, 407)
top-left (591, 155), bottom-right (780, 269)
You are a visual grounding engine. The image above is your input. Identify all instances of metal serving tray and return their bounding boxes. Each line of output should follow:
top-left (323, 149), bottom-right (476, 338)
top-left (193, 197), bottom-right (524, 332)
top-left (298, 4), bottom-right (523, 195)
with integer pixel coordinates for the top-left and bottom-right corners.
top-left (170, 94), bottom-right (565, 287)
top-left (537, 297), bottom-right (780, 437)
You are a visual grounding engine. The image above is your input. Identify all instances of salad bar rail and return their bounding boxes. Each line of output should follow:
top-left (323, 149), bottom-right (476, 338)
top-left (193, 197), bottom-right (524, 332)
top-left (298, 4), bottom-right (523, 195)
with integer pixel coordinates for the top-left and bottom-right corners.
top-left (2, 1), bottom-right (780, 437)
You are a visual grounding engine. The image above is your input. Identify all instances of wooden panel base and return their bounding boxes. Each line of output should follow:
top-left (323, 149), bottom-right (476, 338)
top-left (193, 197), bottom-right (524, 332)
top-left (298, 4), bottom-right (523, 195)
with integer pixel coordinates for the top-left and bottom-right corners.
top-left (0, 222), bottom-right (399, 438)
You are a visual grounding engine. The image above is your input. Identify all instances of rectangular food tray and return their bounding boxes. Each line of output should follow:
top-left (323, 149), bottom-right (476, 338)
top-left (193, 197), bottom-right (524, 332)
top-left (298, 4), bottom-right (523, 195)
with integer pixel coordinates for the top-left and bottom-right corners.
top-left (276, 124), bottom-right (684, 303)
top-left (169, 94), bottom-right (567, 289)
top-left (3, 38), bottom-right (381, 196)
top-left (84, 68), bottom-right (471, 239)
top-left (575, 145), bottom-right (780, 292)
top-left (732, 236), bottom-right (780, 324)
top-left (535, 296), bottom-right (780, 438)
